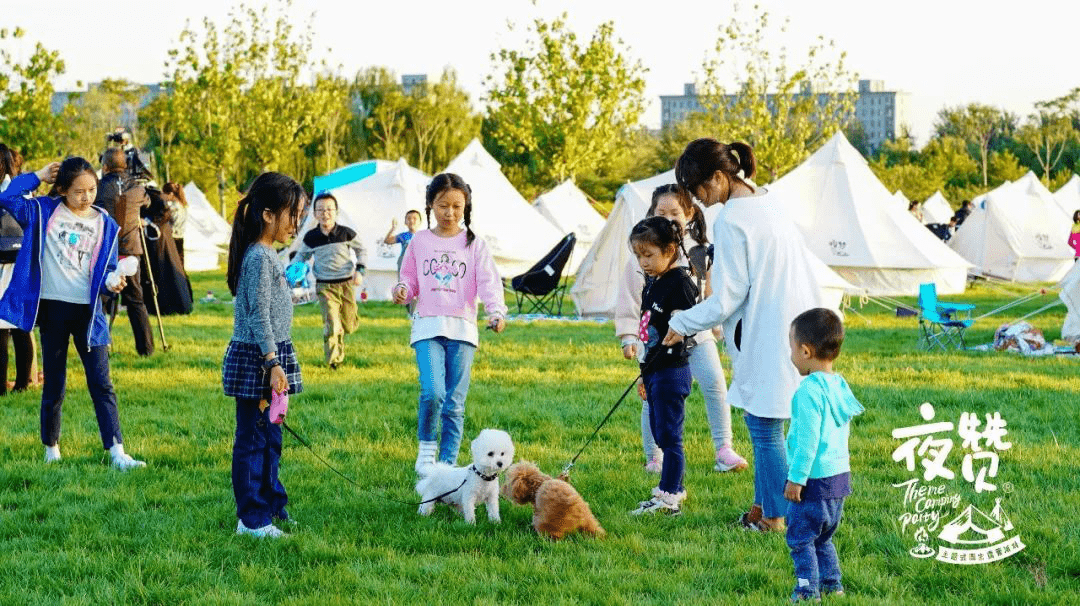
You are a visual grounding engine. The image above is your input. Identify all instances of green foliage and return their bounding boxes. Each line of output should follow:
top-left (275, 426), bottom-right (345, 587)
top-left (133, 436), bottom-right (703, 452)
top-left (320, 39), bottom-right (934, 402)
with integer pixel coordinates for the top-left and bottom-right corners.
top-left (694, 5), bottom-right (857, 183)
top-left (58, 79), bottom-right (145, 162)
top-left (933, 104), bottom-right (1018, 187)
top-left (353, 68), bottom-right (481, 176)
top-left (0, 27), bottom-right (66, 165)
top-left (1016, 89), bottom-right (1079, 185)
top-left (147, 0), bottom-right (351, 214)
top-left (0, 272), bottom-right (1076, 604)
top-left (485, 13), bottom-right (647, 197)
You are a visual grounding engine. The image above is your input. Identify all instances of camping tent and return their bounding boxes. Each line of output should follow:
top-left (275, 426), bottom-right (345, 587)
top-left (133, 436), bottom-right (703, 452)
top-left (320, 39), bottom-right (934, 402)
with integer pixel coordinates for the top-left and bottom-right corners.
top-left (182, 182), bottom-right (230, 272)
top-left (570, 175), bottom-right (860, 317)
top-left (768, 132), bottom-right (971, 295)
top-left (950, 172), bottom-right (1074, 282)
top-left (1053, 174), bottom-right (1080, 219)
top-left (444, 140), bottom-right (566, 278)
top-left (287, 158), bottom-right (429, 301)
top-left (923, 191), bottom-right (954, 224)
top-left (531, 179), bottom-right (605, 273)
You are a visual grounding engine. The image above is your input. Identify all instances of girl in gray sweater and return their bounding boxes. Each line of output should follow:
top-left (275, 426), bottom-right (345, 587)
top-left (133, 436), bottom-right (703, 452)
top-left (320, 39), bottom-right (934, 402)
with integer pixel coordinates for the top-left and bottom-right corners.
top-left (222, 172), bottom-right (307, 539)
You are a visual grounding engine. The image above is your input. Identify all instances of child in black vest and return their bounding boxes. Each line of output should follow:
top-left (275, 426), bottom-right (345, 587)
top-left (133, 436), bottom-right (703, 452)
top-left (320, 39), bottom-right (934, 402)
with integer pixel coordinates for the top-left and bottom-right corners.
top-left (628, 216), bottom-right (698, 515)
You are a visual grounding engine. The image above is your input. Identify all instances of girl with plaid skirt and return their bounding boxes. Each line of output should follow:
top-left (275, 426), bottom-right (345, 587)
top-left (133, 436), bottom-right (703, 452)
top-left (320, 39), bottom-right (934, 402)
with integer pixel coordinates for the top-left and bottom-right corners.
top-left (222, 172), bottom-right (307, 539)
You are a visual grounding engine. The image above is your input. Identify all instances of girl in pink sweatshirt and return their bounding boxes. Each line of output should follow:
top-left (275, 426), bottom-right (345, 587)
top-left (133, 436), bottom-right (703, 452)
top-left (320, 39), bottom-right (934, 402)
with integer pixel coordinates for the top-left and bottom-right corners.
top-left (393, 173), bottom-right (508, 472)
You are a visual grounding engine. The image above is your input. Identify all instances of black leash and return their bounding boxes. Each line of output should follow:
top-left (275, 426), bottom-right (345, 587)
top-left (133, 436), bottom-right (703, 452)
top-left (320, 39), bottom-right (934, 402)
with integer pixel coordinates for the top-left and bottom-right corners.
top-left (559, 339), bottom-right (687, 477)
top-left (280, 420), bottom-right (467, 507)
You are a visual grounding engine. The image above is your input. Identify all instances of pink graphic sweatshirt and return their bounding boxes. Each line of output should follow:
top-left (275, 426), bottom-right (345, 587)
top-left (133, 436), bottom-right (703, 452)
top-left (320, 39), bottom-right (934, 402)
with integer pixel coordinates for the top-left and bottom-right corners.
top-left (398, 229), bottom-right (507, 322)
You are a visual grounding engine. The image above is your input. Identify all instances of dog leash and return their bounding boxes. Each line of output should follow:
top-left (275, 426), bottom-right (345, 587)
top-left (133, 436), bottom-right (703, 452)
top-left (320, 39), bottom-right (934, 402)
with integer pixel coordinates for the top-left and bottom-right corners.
top-left (280, 420), bottom-right (468, 507)
top-left (559, 341), bottom-right (682, 477)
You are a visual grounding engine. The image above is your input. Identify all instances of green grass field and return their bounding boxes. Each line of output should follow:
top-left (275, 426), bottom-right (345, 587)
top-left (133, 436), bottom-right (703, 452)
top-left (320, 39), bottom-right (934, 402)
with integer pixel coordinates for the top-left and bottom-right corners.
top-left (1, 271), bottom-right (1077, 605)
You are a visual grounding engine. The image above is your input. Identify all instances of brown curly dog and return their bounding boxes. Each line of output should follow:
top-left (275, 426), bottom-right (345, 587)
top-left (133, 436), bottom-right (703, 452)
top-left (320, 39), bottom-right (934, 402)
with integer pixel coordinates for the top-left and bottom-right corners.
top-left (501, 461), bottom-right (605, 540)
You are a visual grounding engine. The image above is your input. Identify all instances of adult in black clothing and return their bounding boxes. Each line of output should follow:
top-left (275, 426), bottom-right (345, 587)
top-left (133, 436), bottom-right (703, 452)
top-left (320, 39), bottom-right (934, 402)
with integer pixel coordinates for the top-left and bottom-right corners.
top-left (95, 148), bottom-right (154, 356)
top-left (141, 187), bottom-right (193, 316)
top-left (0, 142), bottom-right (37, 393)
top-left (953, 200), bottom-right (975, 227)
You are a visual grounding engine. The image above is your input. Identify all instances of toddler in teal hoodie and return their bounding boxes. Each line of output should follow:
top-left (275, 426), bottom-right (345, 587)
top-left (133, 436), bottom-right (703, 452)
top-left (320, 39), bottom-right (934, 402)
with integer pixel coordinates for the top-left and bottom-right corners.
top-left (784, 308), bottom-right (864, 602)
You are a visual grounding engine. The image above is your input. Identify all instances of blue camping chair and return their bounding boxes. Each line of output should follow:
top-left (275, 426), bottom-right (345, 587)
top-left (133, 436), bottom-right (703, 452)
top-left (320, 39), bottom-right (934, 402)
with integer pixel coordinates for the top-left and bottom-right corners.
top-left (917, 283), bottom-right (975, 350)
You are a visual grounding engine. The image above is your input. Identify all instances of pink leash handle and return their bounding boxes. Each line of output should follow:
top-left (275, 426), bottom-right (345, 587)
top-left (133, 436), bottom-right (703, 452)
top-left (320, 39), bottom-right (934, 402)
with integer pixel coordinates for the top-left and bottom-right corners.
top-left (268, 390), bottom-right (289, 424)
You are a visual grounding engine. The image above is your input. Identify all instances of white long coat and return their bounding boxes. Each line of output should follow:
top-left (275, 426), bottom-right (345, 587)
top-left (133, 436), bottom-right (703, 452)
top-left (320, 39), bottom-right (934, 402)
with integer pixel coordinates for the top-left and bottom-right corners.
top-left (669, 188), bottom-right (824, 419)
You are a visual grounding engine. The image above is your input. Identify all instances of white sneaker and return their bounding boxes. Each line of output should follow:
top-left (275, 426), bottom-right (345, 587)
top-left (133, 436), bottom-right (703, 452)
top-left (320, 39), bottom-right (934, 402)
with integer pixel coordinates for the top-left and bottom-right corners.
top-left (111, 453), bottom-right (147, 471)
top-left (44, 445), bottom-right (62, 463)
top-left (630, 497), bottom-right (681, 516)
top-left (236, 520), bottom-right (287, 538)
top-left (644, 456), bottom-right (663, 474)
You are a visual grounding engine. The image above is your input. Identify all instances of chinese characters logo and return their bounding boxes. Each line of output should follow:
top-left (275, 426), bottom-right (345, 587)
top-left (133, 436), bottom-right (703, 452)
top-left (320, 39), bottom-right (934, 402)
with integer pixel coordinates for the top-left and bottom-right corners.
top-left (891, 402), bottom-right (1024, 565)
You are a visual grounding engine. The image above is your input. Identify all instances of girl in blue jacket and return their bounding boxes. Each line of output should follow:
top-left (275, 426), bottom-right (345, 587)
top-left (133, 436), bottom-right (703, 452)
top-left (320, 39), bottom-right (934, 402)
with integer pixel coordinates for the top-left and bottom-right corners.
top-left (0, 158), bottom-right (146, 470)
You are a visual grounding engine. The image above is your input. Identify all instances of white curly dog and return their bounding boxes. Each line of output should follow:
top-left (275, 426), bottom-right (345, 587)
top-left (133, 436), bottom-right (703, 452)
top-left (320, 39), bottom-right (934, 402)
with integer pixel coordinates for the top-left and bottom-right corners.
top-left (415, 429), bottom-right (515, 524)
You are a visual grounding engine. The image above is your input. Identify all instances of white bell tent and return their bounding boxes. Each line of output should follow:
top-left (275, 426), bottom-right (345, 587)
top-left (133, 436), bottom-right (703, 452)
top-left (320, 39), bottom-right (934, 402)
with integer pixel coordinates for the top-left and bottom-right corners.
top-left (949, 172), bottom-right (1074, 282)
top-left (181, 182), bottom-right (230, 272)
top-left (570, 174), bottom-right (860, 318)
top-left (444, 140), bottom-right (565, 277)
top-left (286, 158), bottom-right (429, 302)
top-left (1054, 174), bottom-right (1080, 219)
top-left (531, 179), bottom-right (605, 272)
top-left (768, 131), bottom-right (971, 295)
top-left (923, 191), bottom-right (955, 225)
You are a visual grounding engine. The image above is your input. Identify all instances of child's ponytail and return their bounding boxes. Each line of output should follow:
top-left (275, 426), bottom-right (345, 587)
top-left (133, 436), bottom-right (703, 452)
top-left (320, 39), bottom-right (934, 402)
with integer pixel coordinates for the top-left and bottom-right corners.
top-left (226, 196), bottom-right (253, 296)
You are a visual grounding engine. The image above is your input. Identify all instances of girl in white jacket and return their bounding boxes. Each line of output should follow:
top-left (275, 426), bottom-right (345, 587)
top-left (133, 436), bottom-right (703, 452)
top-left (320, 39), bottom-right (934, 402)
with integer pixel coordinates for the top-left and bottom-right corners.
top-left (615, 185), bottom-right (747, 474)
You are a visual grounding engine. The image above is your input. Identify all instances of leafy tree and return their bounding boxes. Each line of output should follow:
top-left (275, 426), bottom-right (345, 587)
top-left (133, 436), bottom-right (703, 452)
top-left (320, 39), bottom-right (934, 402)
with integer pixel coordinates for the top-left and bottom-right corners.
top-left (485, 14), bottom-right (647, 194)
top-left (406, 69), bottom-right (481, 175)
top-left (1017, 90), bottom-right (1078, 184)
top-left (163, 13), bottom-right (246, 214)
top-left (353, 67), bottom-right (412, 163)
top-left (694, 5), bottom-right (857, 182)
top-left (932, 104), bottom-right (1017, 187)
top-left (0, 27), bottom-right (66, 164)
top-left (58, 79), bottom-right (145, 162)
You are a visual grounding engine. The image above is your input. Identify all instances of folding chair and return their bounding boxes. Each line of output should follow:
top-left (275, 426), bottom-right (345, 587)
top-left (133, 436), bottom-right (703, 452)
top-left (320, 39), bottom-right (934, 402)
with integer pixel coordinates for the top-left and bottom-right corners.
top-left (917, 283), bottom-right (975, 350)
top-left (508, 233), bottom-right (576, 316)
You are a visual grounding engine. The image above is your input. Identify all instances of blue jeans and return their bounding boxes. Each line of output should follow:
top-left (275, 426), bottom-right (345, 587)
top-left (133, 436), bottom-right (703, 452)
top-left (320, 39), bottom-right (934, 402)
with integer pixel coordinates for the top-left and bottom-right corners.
top-left (787, 497), bottom-right (845, 600)
top-left (38, 300), bottom-right (123, 450)
top-left (744, 412), bottom-right (788, 518)
top-left (414, 337), bottom-right (476, 464)
top-left (644, 365), bottom-right (691, 495)
top-left (232, 397), bottom-right (288, 529)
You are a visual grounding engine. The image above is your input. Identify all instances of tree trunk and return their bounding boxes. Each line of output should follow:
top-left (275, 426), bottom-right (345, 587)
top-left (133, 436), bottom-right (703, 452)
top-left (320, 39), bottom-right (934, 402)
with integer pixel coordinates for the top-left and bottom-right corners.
top-left (218, 168), bottom-right (227, 218)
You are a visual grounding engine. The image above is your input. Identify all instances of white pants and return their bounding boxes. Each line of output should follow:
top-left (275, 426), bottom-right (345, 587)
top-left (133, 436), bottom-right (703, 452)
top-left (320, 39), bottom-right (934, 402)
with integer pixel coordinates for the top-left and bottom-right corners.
top-left (641, 342), bottom-right (732, 458)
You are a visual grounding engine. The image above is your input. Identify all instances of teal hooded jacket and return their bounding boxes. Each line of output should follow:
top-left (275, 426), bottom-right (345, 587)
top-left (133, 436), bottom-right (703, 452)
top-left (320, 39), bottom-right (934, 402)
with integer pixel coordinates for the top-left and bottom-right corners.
top-left (786, 372), bottom-right (865, 486)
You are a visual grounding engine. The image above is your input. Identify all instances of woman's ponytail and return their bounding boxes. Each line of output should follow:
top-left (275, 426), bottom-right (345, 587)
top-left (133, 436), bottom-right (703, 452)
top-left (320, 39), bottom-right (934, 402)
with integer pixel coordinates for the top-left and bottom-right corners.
top-left (729, 141), bottom-right (757, 180)
top-left (225, 172), bottom-right (307, 296)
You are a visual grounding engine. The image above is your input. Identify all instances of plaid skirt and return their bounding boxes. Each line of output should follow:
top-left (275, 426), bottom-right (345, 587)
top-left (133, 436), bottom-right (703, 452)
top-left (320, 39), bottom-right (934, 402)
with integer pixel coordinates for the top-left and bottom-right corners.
top-left (222, 340), bottom-right (303, 400)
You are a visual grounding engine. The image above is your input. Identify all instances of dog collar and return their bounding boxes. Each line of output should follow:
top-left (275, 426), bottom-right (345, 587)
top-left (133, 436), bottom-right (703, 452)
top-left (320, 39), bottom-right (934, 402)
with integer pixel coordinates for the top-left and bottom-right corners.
top-left (471, 464), bottom-right (499, 482)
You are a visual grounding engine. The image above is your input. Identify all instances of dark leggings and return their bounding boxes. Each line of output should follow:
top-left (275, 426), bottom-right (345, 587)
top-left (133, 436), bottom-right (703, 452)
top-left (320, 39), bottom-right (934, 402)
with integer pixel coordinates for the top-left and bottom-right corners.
top-left (0, 328), bottom-right (35, 394)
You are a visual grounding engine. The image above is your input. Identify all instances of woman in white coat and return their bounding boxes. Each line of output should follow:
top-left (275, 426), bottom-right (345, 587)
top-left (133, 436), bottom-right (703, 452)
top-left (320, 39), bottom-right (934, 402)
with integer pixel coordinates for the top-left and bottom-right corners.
top-left (663, 138), bottom-right (824, 531)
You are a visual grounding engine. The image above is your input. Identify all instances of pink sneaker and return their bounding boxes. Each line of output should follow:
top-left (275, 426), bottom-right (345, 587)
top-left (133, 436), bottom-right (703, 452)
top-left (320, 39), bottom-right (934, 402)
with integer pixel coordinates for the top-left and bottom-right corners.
top-left (714, 446), bottom-right (748, 472)
top-left (644, 456), bottom-right (663, 474)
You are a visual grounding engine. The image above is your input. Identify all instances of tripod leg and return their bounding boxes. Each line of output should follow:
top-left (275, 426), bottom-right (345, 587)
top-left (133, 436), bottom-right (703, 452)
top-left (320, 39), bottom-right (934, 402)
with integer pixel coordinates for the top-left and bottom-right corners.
top-left (139, 224), bottom-right (169, 352)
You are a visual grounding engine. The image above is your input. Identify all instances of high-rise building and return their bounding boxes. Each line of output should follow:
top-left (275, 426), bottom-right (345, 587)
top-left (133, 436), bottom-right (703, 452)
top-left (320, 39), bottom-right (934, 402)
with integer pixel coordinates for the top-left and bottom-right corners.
top-left (660, 79), bottom-right (912, 152)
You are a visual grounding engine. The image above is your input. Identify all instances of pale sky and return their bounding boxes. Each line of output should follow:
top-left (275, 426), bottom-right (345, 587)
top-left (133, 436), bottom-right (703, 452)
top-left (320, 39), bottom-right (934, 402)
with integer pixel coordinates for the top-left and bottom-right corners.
top-left (7, 0), bottom-right (1080, 146)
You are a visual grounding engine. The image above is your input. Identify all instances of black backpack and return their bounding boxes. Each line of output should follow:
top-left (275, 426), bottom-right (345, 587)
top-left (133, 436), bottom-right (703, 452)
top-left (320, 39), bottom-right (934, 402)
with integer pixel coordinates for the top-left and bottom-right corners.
top-left (0, 208), bottom-right (22, 264)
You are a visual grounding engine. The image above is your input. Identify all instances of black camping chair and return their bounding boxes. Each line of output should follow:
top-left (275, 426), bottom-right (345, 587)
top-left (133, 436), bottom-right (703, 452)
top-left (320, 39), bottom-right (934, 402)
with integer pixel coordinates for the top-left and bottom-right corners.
top-left (508, 232), bottom-right (576, 316)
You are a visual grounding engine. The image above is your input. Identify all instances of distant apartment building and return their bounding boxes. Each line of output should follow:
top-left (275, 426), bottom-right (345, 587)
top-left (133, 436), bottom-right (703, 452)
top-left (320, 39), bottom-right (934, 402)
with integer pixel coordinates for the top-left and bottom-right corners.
top-left (660, 79), bottom-right (912, 152)
top-left (51, 82), bottom-right (166, 128)
top-left (401, 74), bottom-right (427, 95)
